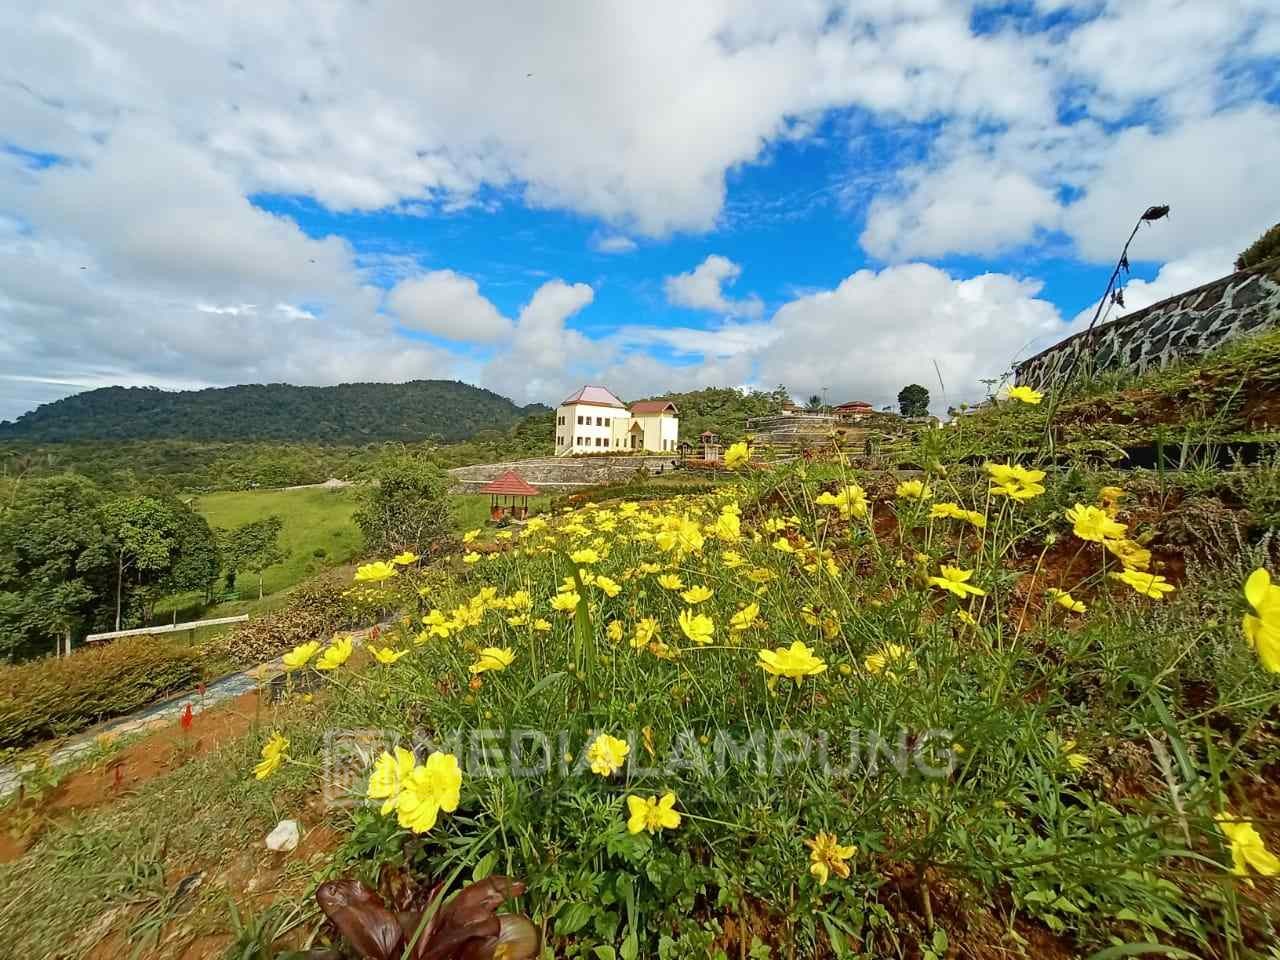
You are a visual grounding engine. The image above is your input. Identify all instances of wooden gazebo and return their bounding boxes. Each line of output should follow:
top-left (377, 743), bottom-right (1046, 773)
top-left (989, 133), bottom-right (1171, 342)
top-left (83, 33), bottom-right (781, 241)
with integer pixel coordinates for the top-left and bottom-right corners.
top-left (480, 470), bottom-right (540, 521)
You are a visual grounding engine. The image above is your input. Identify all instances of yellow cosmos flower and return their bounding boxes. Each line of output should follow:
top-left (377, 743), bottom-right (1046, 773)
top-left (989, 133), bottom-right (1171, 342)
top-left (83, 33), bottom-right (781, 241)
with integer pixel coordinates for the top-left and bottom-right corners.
top-left (396, 752), bottom-right (462, 834)
top-left (1104, 538), bottom-right (1151, 571)
top-left (721, 550), bottom-right (747, 569)
top-left (632, 617), bottom-right (659, 649)
top-left (678, 608), bottom-right (715, 645)
top-left (928, 565), bottom-right (986, 598)
top-left (985, 463), bottom-right (1046, 501)
top-left (863, 643), bottom-right (915, 679)
top-left (956, 608), bottom-right (978, 627)
top-left (1062, 739), bottom-right (1089, 771)
top-left (1007, 385), bottom-right (1043, 404)
top-left (1110, 569), bottom-right (1175, 600)
top-left (626, 792), bottom-right (681, 834)
top-left (606, 619), bottom-right (624, 643)
top-left (1098, 485), bottom-right (1125, 514)
top-left (1046, 588), bottom-right (1086, 613)
top-left (655, 516), bottom-right (705, 555)
top-left (282, 640), bottom-right (320, 671)
top-left (367, 746), bottom-right (416, 814)
top-left (712, 512), bottom-right (742, 542)
top-left (470, 647), bottom-right (515, 674)
top-left (758, 641), bottom-right (827, 679)
top-left (354, 561), bottom-right (398, 583)
top-left (815, 485), bottom-right (868, 519)
top-left (315, 637), bottom-right (354, 670)
top-left (680, 585), bottom-right (714, 604)
top-left (805, 831), bottom-right (856, 886)
top-left (390, 551), bottom-right (419, 566)
top-left (551, 591), bottom-right (582, 612)
top-left (462, 529), bottom-right (480, 543)
top-left (729, 603), bottom-right (759, 631)
top-left (724, 441), bottom-right (750, 469)
top-left (1064, 503), bottom-right (1126, 543)
top-left (586, 733), bottom-right (630, 776)
top-left (463, 552), bottom-right (482, 565)
top-left (895, 479), bottom-right (932, 500)
top-left (371, 646), bottom-right (409, 665)
top-left (254, 732), bottom-right (289, 780)
top-left (657, 573), bottom-right (685, 591)
top-left (930, 502), bottom-right (963, 520)
top-left (595, 575), bottom-right (622, 597)
top-left (570, 547), bottom-right (600, 565)
top-left (533, 618), bottom-right (552, 632)
top-left (1217, 812), bottom-right (1280, 877)
top-left (1242, 568), bottom-right (1280, 672)
top-left (772, 537), bottom-right (795, 554)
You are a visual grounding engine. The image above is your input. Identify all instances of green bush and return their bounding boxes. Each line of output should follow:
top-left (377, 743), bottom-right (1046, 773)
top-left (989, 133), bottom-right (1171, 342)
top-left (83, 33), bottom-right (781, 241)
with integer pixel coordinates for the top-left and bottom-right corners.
top-left (211, 574), bottom-right (353, 667)
top-left (0, 634), bottom-right (203, 749)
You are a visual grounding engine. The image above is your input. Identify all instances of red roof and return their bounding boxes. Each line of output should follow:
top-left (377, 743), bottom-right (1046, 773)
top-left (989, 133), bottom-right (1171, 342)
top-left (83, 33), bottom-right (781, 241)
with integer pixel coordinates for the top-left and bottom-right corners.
top-left (630, 400), bottom-right (678, 414)
top-left (834, 400), bottom-right (873, 410)
top-left (480, 470), bottom-right (541, 496)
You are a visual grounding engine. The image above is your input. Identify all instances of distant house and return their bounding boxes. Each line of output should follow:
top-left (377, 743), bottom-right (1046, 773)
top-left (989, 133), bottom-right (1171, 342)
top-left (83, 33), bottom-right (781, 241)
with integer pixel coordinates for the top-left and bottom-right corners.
top-left (553, 386), bottom-right (680, 456)
top-left (833, 400), bottom-right (874, 420)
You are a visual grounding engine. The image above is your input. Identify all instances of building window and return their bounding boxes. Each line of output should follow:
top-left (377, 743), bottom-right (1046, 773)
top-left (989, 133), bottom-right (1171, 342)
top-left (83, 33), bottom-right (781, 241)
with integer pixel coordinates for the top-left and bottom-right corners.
top-left (604, 418), bottom-right (610, 426)
top-left (596, 416), bottom-right (603, 426)
top-left (577, 415), bottom-right (583, 425)
top-left (596, 437), bottom-right (602, 447)
top-left (604, 438), bottom-right (609, 447)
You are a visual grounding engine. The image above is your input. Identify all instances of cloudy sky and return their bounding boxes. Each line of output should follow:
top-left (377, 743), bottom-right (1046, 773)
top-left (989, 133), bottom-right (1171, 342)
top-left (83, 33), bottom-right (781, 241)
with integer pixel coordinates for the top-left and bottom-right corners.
top-left (2, 1), bottom-right (1278, 420)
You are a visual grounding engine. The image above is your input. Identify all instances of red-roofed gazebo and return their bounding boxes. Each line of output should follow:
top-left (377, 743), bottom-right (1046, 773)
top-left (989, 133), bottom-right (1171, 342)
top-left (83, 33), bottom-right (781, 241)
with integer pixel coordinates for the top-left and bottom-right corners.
top-left (480, 470), bottom-right (541, 521)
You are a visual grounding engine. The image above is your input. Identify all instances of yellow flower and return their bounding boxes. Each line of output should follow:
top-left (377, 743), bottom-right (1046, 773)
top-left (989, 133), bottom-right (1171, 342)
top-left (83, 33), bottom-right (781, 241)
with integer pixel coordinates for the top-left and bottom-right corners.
top-left (1062, 739), bottom-right (1089, 771)
top-left (712, 511), bottom-right (742, 542)
top-left (1046, 588), bottom-right (1086, 613)
top-left (1216, 812), bottom-right (1280, 877)
top-left (395, 752), bottom-right (462, 834)
top-left (586, 733), bottom-right (630, 776)
top-left (606, 619), bottom-right (624, 643)
top-left (863, 643), bottom-right (916, 679)
top-left (533, 618), bottom-right (552, 632)
top-left (354, 561), bottom-right (398, 583)
top-left (282, 640), bottom-right (320, 671)
top-left (595, 575), bottom-right (622, 597)
top-left (570, 547), bottom-right (600, 565)
top-left (815, 485), bottom-right (868, 519)
top-left (367, 746), bottom-right (416, 814)
top-left (1007, 385), bottom-right (1043, 405)
top-left (1110, 569), bottom-right (1175, 600)
top-left (657, 573), bottom-right (685, 591)
top-left (1104, 538), bottom-right (1151, 571)
top-left (1242, 568), bottom-right (1280, 672)
top-left (462, 528), bottom-right (481, 543)
top-left (626, 792), bottom-right (681, 834)
top-left (805, 831), bottom-right (856, 886)
top-left (315, 637), bottom-right (354, 670)
top-left (928, 565), bottom-right (986, 598)
top-left (758, 641), bottom-right (827, 679)
top-left (680, 585), bottom-right (714, 604)
top-left (724, 441), bottom-right (750, 469)
top-left (371, 646), bottom-right (409, 665)
top-left (390, 551), bottom-right (419, 566)
top-left (470, 647), bottom-right (515, 674)
top-left (463, 552), bottom-right (482, 565)
top-left (678, 608), bottom-right (715, 645)
top-left (729, 603), bottom-right (759, 631)
top-left (655, 516), bottom-right (705, 555)
top-left (254, 732), bottom-right (289, 780)
top-left (930, 502), bottom-right (963, 520)
top-left (1064, 503), bottom-right (1127, 543)
top-left (772, 537), bottom-right (795, 554)
top-left (895, 479), bottom-right (932, 500)
top-left (721, 550), bottom-right (747, 569)
top-left (551, 591), bottom-right (582, 612)
top-left (1098, 485), bottom-right (1125, 515)
top-left (956, 608), bottom-right (977, 627)
top-left (632, 617), bottom-right (659, 649)
top-left (985, 463), bottom-right (1046, 501)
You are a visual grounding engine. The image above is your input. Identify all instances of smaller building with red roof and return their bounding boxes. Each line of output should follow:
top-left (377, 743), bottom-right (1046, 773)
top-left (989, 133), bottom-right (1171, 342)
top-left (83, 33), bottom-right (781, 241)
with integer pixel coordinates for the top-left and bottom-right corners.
top-left (480, 469), bottom-right (541, 520)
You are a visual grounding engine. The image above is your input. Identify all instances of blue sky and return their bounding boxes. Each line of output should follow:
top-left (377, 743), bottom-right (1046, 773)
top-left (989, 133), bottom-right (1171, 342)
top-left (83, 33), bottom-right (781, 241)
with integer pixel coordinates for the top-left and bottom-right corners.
top-left (1, 1), bottom-right (1278, 420)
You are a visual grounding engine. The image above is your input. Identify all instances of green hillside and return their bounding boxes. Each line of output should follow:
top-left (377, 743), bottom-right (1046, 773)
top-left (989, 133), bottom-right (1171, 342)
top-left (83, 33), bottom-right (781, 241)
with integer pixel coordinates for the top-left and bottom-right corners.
top-left (0, 380), bottom-right (550, 443)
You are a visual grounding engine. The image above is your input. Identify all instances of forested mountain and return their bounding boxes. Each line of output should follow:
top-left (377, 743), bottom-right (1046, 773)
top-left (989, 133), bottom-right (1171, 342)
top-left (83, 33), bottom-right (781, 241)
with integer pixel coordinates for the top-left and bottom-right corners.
top-left (0, 381), bottom-right (550, 443)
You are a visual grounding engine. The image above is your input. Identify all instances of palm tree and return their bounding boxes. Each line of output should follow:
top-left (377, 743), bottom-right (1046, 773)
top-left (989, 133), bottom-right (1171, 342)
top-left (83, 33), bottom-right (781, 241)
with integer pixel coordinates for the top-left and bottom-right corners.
top-left (805, 395), bottom-right (823, 411)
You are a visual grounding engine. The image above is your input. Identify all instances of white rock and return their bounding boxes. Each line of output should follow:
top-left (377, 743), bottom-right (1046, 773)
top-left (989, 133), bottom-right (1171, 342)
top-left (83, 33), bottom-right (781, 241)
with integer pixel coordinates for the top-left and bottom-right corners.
top-left (265, 819), bottom-right (300, 852)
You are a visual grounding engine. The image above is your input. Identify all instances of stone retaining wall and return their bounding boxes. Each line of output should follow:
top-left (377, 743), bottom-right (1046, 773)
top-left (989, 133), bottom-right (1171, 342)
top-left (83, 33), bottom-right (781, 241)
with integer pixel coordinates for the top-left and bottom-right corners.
top-left (448, 456), bottom-right (680, 491)
top-left (1016, 258), bottom-right (1280, 390)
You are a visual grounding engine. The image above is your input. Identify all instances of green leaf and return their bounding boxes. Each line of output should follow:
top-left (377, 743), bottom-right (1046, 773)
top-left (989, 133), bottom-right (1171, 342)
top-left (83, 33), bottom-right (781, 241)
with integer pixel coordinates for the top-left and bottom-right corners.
top-left (555, 901), bottom-right (595, 936)
top-left (1083, 944), bottom-right (1195, 960)
top-left (470, 850), bottom-right (498, 882)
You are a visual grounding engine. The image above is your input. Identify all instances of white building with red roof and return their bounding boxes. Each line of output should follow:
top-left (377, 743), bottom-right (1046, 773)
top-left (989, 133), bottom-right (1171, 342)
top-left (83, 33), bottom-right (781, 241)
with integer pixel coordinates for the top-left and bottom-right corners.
top-left (554, 386), bottom-right (679, 456)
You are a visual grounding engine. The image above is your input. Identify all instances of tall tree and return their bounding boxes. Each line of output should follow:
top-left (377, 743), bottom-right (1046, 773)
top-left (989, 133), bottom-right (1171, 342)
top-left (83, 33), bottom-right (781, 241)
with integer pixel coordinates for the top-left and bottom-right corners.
top-left (102, 496), bottom-right (180, 630)
top-left (805, 395), bottom-right (824, 410)
top-left (0, 475), bottom-right (113, 659)
top-left (897, 384), bottom-right (931, 418)
top-left (165, 499), bottom-right (222, 604)
top-left (224, 515), bottom-right (288, 600)
top-left (355, 455), bottom-right (455, 557)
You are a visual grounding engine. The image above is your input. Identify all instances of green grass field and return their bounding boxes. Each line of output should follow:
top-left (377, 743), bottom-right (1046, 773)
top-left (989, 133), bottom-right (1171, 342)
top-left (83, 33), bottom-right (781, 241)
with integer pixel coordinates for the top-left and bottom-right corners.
top-left (190, 486), bottom-right (364, 598)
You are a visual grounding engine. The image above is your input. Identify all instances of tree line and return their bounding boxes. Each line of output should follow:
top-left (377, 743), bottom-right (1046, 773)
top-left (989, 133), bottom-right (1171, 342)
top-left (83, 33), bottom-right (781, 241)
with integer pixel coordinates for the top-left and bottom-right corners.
top-left (0, 476), bottom-right (287, 661)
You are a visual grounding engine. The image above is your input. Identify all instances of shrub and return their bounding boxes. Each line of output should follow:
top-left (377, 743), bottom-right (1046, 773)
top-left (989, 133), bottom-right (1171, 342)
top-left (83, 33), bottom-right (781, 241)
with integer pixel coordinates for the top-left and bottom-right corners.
top-left (211, 574), bottom-right (353, 667)
top-left (0, 634), bottom-right (203, 749)
top-left (354, 455), bottom-right (455, 558)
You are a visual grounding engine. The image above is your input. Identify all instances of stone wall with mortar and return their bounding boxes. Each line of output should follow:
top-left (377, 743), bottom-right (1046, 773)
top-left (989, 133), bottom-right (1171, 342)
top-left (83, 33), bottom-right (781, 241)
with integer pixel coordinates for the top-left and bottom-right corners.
top-left (448, 455), bottom-right (680, 491)
top-left (1016, 258), bottom-right (1280, 391)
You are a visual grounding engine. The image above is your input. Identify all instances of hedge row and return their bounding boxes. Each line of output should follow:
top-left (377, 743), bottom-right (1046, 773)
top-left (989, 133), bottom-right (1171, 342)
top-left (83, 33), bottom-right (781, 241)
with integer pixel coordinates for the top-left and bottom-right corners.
top-left (0, 635), bottom-right (203, 750)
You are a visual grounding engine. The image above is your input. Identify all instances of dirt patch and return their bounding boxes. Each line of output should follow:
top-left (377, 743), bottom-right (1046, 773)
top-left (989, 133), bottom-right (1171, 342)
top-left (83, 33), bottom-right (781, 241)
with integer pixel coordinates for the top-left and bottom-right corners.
top-left (2, 690), bottom-right (267, 863)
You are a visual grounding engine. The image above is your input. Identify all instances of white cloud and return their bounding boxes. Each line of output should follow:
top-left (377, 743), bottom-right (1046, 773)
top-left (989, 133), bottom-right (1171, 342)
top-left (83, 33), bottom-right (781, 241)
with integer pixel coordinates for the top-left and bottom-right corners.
top-left (1068, 248), bottom-right (1235, 327)
top-left (664, 255), bottom-right (764, 318)
top-left (591, 234), bottom-right (638, 254)
top-left (387, 271), bottom-right (512, 342)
